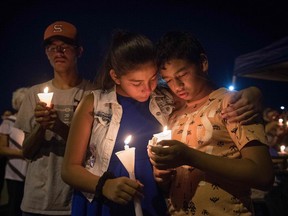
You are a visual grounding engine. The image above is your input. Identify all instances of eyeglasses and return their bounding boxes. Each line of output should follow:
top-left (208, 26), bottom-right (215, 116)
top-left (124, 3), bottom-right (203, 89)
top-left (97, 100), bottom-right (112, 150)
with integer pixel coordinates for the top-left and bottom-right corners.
top-left (46, 45), bottom-right (77, 54)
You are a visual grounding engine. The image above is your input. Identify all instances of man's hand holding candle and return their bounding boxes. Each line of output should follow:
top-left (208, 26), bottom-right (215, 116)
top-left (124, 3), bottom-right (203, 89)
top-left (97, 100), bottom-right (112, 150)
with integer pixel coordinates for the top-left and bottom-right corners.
top-left (34, 101), bottom-right (57, 130)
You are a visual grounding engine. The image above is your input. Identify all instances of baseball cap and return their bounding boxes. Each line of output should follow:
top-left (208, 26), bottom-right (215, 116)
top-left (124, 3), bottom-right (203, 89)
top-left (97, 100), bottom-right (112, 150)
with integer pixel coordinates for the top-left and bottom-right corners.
top-left (43, 21), bottom-right (80, 46)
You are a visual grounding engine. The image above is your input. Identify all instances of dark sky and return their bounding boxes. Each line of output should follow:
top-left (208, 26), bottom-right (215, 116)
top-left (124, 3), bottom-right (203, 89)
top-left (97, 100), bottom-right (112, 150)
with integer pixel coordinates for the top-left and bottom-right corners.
top-left (1, 0), bottom-right (288, 114)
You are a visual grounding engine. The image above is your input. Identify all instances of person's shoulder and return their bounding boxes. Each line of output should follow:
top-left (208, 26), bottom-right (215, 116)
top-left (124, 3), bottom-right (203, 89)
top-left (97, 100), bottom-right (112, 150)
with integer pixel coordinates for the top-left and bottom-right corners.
top-left (210, 87), bottom-right (230, 97)
top-left (1, 115), bottom-right (16, 124)
top-left (208, 88), bottom-right (233, 108)
top-left (80, 92), bottom-right (95, 107)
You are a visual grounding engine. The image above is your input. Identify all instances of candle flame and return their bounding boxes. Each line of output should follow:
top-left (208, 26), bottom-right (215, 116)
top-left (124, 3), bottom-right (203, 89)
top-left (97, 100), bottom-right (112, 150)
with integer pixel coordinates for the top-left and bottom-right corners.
top-left (124, 135), bottom-right (132, 145)
top-left (280, 145), bottom-right (286, 152)
top-left (44, 87), bottom-right (49, 93)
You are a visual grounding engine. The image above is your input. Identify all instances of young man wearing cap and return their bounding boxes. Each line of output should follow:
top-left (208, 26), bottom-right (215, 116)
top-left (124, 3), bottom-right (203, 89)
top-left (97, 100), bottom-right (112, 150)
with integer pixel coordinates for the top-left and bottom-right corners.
top-left (15, 21), bottom-right (95, 215)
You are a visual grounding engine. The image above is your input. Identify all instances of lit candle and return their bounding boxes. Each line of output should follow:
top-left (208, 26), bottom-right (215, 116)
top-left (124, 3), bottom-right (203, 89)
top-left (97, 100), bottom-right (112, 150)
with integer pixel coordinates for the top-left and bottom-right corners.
top-left (280, 145), bottom-right (286, 153)
top-left (37, 87), bottom-right (54, 107)
top-left (115, 135), bottom-right (143, 216)
top-left (278, 118), bottom-right (284, 126)
top-left (124, 135), bottom-right (132, 150)
top-left (153, 126), bottom-right (171, 143)
top-left (148, 126), bottom-right (171, 146)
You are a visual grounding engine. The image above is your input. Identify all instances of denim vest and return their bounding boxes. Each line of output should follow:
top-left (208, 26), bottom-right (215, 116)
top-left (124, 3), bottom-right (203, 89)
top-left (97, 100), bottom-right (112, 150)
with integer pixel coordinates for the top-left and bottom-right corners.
top-left (82, 86), bottom-right (174, 200)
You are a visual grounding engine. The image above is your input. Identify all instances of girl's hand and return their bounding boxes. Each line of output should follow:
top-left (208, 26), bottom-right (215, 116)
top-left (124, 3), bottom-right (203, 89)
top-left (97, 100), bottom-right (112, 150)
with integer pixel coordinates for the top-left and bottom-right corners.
top-left (221, 87), bottom-right (263, 125)
top-left (103, 177), bottom-right (144, 205)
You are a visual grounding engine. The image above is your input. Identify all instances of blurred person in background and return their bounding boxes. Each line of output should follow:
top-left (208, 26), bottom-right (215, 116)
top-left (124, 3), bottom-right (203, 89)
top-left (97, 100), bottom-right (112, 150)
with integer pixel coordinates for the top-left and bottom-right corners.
top-left (263, 107), bottom-right (288, 156)
top-left (0, 87), bottom-right (29, 216)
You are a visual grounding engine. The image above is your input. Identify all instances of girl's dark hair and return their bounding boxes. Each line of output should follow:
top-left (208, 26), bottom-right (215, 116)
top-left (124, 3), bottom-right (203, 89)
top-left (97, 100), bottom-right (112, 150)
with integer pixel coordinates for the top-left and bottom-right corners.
top-left (95, 30), bottom-right (155, 90)
top-left (156, 31), bottom-right (206, 70)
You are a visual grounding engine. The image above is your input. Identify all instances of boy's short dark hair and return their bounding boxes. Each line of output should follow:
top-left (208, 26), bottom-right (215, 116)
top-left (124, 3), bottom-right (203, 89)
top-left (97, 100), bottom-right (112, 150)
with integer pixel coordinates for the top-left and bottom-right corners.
top-left (156, 31), bottom-right (206, 69)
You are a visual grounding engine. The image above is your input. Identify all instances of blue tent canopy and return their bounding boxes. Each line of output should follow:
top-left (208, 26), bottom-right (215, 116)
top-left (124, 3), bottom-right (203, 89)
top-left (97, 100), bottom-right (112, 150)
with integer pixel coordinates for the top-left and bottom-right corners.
top-left (233, 37), bottom-right (288, 83)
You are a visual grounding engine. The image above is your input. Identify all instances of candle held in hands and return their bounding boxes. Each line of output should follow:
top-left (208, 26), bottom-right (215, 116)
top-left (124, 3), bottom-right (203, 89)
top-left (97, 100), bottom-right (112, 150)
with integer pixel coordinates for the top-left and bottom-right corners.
top-left (37, 87), bottom-right (54, 107)
top-left (280, 145), bottom-right (286, 153)
top-left (153, 126), bottom-right (171, 143)
top-left (115, 135), bottom-right (143, 216)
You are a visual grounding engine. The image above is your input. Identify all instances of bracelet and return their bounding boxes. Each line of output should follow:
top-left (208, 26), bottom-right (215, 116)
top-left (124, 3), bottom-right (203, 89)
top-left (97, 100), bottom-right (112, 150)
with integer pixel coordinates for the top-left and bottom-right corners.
top-left (94, 171), bottom-right (115, 203)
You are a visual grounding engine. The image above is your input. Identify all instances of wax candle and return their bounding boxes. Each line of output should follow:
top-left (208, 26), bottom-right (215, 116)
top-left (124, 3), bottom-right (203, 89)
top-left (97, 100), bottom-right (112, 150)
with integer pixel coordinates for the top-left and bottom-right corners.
top-left (115, 135), bottom-right (143, 216)
top-left (278, 118), bottom-right (284, 126)
top-left (148, 126), bottom-right (171, 146)
top-left (153, 126), bottom-right (171, 143)
top-left (280, 145), bottom-right (286, 153)
top-left (37, 87), bottom-right (54, 107)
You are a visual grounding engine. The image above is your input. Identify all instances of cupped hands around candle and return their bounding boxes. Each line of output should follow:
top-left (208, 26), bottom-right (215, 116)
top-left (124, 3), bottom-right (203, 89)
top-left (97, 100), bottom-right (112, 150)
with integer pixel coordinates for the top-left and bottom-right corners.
top-left (34, 101), bottom-right (57, 130)
top-left (147, 140), bottom-right (191, 170)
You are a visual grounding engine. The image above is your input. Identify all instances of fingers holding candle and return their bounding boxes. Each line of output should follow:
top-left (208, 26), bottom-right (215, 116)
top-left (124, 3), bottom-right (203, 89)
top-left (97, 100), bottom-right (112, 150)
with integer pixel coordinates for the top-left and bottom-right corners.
top-left (102, 177), bottom-right (144, 205)
top-left (34, 101), bottom-right (57, 129)
top-left (148, 140), bottom-right (190, 170)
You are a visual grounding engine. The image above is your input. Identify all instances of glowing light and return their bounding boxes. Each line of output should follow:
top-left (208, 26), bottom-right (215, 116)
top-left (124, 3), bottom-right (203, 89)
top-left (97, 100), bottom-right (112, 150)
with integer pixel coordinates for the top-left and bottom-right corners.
top-left (37, 87), bottom-right (54, 107)
top-left (228, 85), bottom-right (234, 91)
top-left (124, 135), bottom-right (132, 150)
top-left (280, 145), bottom-right (286, 153)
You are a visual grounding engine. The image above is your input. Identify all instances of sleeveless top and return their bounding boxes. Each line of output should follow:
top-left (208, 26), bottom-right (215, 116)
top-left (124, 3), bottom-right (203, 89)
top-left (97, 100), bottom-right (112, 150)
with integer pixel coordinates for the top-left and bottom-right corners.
top-left (72, 94), bottom-right (168, 216)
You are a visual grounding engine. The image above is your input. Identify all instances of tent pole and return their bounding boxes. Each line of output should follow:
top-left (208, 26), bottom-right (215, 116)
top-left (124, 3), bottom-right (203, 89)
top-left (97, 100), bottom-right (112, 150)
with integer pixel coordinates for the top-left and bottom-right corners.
top-left (232, 75), bottom-right (237, 86)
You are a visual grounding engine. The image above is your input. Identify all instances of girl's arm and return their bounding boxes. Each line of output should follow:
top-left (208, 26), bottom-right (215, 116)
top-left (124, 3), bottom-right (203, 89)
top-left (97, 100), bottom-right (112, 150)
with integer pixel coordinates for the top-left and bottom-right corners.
top-left (61, 93), bottom-right (143, 204)
top-left (61, 93), bottom-right (99, 193)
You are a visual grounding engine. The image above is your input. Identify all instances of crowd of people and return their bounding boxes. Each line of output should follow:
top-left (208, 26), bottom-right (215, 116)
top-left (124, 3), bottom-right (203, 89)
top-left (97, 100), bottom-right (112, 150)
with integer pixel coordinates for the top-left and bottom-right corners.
top-left (263, 107), bottom-right (288, 156)
top-left (0, 20), bottom-right (278, 216)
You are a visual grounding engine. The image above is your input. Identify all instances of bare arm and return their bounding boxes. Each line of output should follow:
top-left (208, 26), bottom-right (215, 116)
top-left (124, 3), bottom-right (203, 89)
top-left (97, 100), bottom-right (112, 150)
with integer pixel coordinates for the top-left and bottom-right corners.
top-left (149, 140), bottom-right (274, 191)
top-left (61, 94), bottom-right (98, 193)
top-left (0, 134), bottom-right (23, 158)
top-left (61, 94), bottom-right (143, 205)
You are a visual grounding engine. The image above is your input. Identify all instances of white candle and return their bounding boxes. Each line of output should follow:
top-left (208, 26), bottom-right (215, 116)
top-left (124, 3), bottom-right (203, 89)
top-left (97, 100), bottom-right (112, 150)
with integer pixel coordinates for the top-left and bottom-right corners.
top-left (280, 145), bottom-right (286, 153)
top-left (124, 135), bottom-right (132, 150)
top-left (153, 126), bottom-right (172, 143)
top-left (278, 118), bottom-right (284, 126)
top-left (116, 135), bottom-right (143, 216)
top-left (37, 87), bottom-right (54, 107)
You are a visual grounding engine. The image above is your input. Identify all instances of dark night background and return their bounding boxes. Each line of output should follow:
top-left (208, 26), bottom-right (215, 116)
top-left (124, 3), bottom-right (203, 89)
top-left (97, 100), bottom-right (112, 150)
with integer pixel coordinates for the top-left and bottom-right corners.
top-left (1, 0), bottom-right (288, 114)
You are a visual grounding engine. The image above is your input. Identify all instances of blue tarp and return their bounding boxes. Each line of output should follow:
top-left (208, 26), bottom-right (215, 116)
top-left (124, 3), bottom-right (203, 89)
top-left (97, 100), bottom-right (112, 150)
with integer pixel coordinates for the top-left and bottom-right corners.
top-left (233, 37), bottom-right (288, 82)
